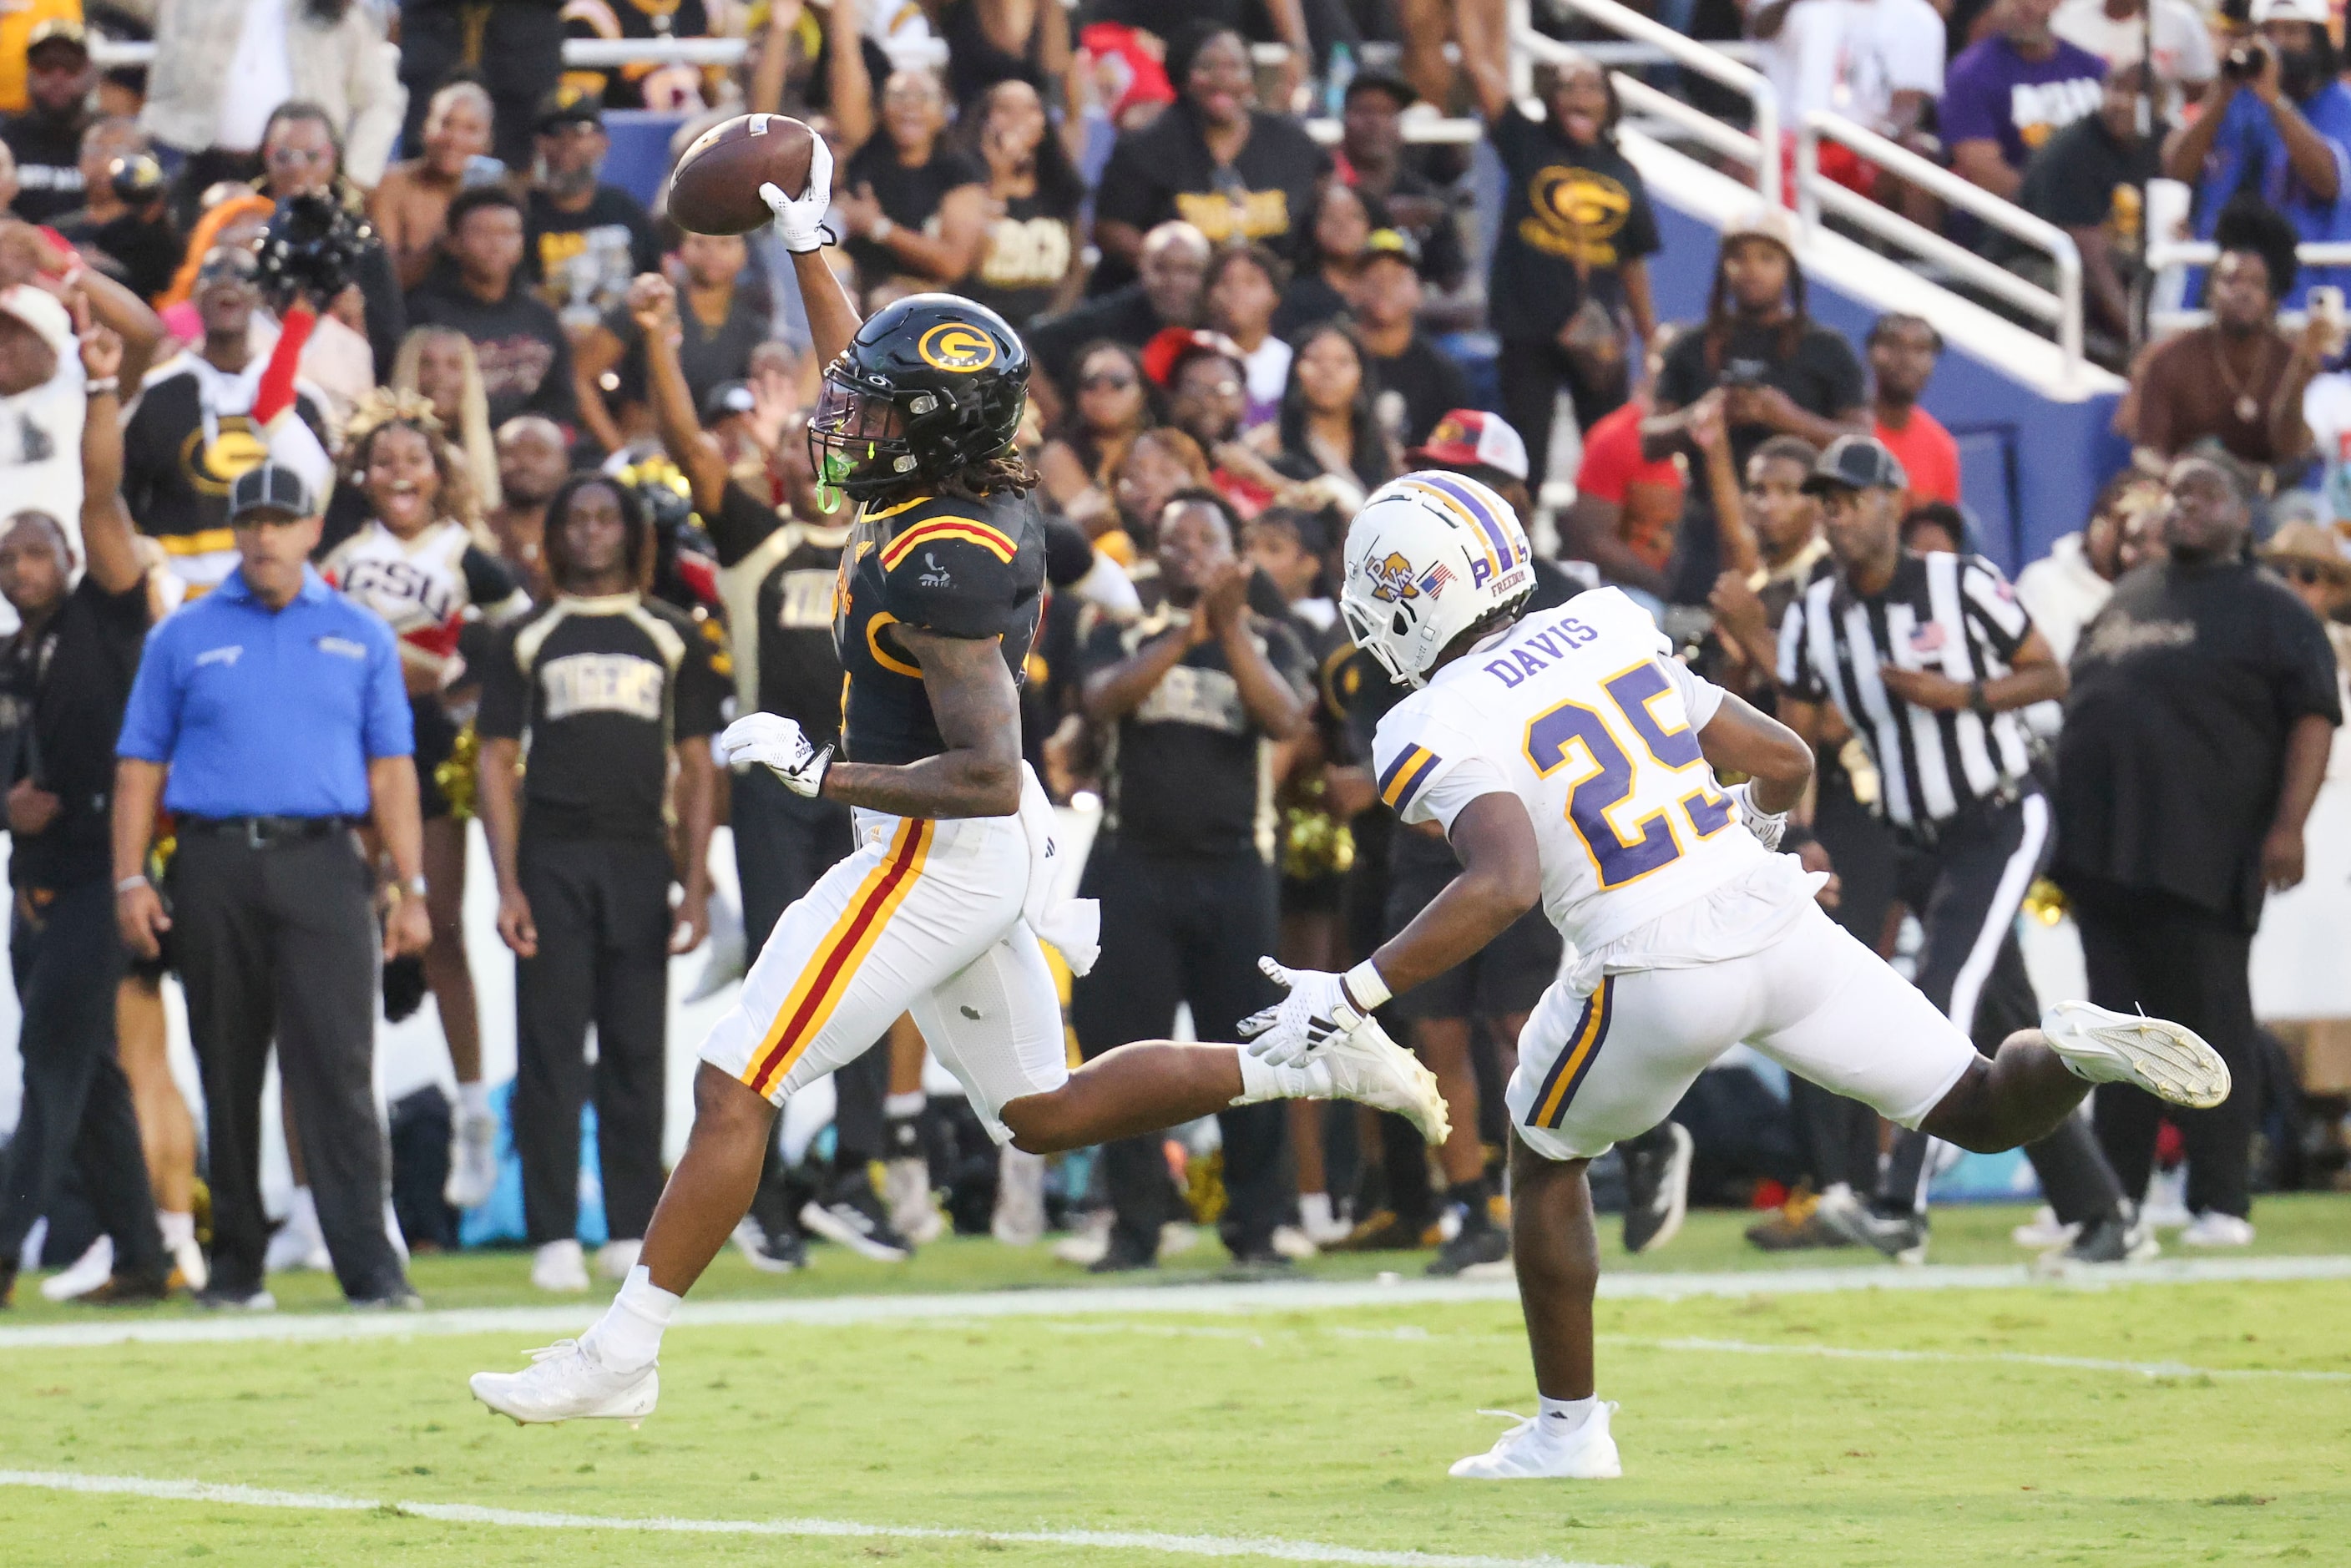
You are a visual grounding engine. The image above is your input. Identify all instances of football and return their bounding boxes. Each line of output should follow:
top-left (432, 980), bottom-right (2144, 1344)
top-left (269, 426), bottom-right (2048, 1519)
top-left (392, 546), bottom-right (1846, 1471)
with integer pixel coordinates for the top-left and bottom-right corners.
top-left (666, 113), bottom-right (817, 236)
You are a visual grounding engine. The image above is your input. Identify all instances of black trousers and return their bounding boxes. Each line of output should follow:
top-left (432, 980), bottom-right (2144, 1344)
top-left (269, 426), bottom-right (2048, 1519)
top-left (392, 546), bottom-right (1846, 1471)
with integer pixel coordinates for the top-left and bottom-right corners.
top-left (398, 2), bottom-right (566, 170)
top-left (2072, 885), bottom-right (2260, 1219)
top-left (0, 877), bottom-right (163, 1276)
top-left (1877, 792), bottom-right (2125, 1224)
top-left (1498, 336), bottom-right (1626, 494)
top-left (170, 829), bottom-right (405, 1300)
top-left (1070, 842), bottom-right (1287, 1257)
top-left (732, 766), bottom-right (887, 1167)
top-left (513, 835), bottom-right (672, 1246)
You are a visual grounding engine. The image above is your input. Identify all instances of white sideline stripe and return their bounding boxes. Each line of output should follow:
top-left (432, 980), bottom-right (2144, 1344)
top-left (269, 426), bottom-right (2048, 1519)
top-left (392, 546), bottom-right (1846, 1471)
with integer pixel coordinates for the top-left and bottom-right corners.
top-left (3, 1254), bottom-right (2347, 1352)
top-left (0, 1469), bottom-right (1626, 1568)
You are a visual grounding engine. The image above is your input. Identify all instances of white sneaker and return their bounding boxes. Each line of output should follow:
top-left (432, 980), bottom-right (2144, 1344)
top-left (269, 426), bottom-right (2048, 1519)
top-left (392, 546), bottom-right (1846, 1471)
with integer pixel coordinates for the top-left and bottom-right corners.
top-left (531, 1238), bottom-right (590, 1292)
top-left (992, 1146), bottom-right (1045, 1246)
top-left (169, 1233), bottom-right (209, 1295)
top-left (265, 1189), bottom-right (332, 1273)
top-left (1157, 1221), bottom-right (1201, 1259)
top-left (2142, 1166), bottom-right (2192, 1230)
top-left (1052, 1211), bottom-right (1111, 1266)
top-left (883, 1156), bottom-right (945, 1245)
top-left (2040, 1002), bottom-right (2231, 1109)
top-left (1271, 1223), bottom-right (1318, 1260)
top-left (2179, 1211), bottom-right (2256, 1247)
top-left (445, 1105), bottom-right (501, 1211)
top-left (1316, 1019), bottom-right (1453, 1144)
top-left (1450, 1403), bottom-right (1623, 1479)
top-left (1298, 1192), bottom-right (1352, 1247)
top-left (469, 1338), bottom-right (659, 1425)
top-left (595, 1239), bottom-right (643, 1281)
top-left (2010, 1205), bottom-right (2077, 1249)
top-left (39, 1235), bottom-right (114, 1302)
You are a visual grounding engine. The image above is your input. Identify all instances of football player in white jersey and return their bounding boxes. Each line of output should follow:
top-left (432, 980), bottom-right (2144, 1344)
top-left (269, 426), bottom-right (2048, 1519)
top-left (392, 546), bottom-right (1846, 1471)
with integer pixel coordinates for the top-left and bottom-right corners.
top-left (1242, 472), bottom-right (2234, 1481)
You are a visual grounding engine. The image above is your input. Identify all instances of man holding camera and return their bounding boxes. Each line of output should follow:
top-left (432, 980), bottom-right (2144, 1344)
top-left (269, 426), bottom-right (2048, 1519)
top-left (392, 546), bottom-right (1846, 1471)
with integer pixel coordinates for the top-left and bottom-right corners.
top-left (2163, 0), bottom-right (2351, 308)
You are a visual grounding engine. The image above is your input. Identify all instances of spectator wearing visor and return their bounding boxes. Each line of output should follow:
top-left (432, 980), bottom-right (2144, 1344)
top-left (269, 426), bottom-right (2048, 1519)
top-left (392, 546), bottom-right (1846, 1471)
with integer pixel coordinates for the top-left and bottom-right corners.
top-left (1775, 435), bottom-right (2142, 1267)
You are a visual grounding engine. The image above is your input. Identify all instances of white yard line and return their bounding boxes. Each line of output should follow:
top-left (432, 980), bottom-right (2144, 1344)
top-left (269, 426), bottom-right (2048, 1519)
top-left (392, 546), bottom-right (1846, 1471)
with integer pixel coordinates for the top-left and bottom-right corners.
top-left (0, 1469), bottom-right (1626, 1568)
top-left (1, 1254), bottom-right (2346, 1352)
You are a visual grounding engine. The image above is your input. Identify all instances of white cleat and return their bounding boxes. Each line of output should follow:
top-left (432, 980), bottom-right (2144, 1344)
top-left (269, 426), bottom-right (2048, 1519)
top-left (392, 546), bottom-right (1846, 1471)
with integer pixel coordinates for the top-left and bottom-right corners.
top-left (469, 1339), bottom-right (659, 1426)
top-left (1450, 1404), bottom-right (1622, 1479)
top-left (531, 1239), bottom-right (591, 1292)
top-left (1317, 1019), bottom-right (1453, 1145)
top-left (2040, 1002), bottom-right (2232, 1110)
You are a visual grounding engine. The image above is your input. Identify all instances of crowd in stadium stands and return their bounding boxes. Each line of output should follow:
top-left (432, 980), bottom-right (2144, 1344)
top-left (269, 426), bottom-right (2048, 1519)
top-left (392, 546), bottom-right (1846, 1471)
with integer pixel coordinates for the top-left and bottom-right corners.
top-left (1, 0), bottom-right (2348, 1310)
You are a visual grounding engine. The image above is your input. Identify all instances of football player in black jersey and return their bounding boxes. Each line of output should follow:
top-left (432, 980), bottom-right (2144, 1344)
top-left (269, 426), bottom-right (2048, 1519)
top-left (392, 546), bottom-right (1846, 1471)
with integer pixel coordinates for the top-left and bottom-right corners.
top-left (471, 144), bottom-right (1449, 1427)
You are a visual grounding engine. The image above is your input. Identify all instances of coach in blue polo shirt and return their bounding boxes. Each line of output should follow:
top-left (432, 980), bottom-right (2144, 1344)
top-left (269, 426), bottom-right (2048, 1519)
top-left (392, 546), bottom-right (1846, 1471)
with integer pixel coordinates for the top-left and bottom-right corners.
top-left (113, 462), bottom-right (432, 1310)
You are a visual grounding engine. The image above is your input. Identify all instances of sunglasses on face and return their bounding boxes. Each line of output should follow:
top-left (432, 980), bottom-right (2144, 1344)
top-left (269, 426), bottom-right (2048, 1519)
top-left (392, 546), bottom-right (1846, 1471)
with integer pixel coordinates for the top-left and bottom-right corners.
top-left (266, 144), bottom-right (333, 167)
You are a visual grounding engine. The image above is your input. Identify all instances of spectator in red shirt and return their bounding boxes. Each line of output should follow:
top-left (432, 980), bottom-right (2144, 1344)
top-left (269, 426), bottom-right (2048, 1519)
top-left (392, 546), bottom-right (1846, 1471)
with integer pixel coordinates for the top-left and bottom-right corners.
top-left (1868, 312), bottom-right (1961, 508)
top-left (1565, 331), bottom-right (1690, 601)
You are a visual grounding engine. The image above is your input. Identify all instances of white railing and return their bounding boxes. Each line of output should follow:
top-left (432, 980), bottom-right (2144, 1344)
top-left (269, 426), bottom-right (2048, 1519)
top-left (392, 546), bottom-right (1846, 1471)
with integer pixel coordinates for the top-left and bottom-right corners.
top-left (1536, 0), bottom-right (1780, 210)
top-left (1797, 112), bottom-right (2084, 390)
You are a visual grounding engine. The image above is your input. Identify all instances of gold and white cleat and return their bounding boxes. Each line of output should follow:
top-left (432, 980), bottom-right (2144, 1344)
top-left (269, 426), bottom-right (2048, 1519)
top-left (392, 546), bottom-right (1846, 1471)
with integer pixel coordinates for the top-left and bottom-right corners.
top-left (2040, 1002), bottom-right (2231, 1110)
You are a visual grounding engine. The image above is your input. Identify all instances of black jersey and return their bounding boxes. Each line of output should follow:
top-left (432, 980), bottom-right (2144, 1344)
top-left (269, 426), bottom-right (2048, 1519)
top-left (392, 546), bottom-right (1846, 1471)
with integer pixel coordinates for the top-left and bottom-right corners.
top-left (834, 490), bottom-right (1049, 768)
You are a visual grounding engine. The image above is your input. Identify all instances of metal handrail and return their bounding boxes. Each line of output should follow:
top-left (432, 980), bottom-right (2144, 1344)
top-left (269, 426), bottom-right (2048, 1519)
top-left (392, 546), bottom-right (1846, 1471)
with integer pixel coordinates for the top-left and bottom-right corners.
top-left (1613, 73), bottom-right (1767, 169)
top-left (1541, 0), bottom-right (1780, 210)
top-left (1797, 110), bottom-right (2083, 389)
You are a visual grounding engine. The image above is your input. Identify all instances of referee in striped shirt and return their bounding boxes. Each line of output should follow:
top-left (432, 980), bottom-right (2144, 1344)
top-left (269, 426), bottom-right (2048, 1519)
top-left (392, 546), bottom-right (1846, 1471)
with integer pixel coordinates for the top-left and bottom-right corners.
top-left (1775, 436), bottom-right (2136, 1265)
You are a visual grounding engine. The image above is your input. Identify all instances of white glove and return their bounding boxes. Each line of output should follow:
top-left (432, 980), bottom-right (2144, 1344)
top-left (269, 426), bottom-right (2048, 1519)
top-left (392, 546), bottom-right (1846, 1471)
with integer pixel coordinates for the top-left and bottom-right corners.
top-left (718, 712), bottom-right (832, 797)
top-left (760, 133), bottom-right (836, 254)
top-left (1237, 957), bottom-right (1379, 1068)
top-left (1724, 781), bottom-right (1787, 851)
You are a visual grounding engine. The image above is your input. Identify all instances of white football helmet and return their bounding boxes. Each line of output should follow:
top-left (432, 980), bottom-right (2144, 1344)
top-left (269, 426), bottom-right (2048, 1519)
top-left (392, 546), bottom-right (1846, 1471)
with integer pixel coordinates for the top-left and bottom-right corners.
top-left (1339, 471), bottom-right (1536, 688)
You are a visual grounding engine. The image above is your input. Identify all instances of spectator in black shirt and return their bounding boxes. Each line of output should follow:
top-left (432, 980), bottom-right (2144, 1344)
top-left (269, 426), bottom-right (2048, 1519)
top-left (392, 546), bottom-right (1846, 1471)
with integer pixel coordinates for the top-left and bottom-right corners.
top-left (962, 79), bottom-right (1084, 328)
top-left (1269, 180), bottom-right (1380, 340)
top-left (1473, 51), bottom-right (1661, 498)
top-left (1090, 24), bottom-right (1331, 292)
top-left (829, 9), bottom-right (988, 300)
top-left (488, 412), bottom-right (569, 601)
top-left (1335, 70), bottom-right (1468, 293)
top-left (2055, 454), bottom-right (2340, 1242)
top-left (0, 318), bottom-right (169, 1308)
top-left (54, 124), bottom-right (179, 305)
top-left (1348, 229), bottom-right (1469, 451)
top-left (258, 102), bottom-right (407, 386)
top-left (410, 185), bottom-right (581, 429)
top-left (3, 18), bottom-right (94, 226)
top-left (1272, 321), bottom-right (1397, 510)
top-left (398, 0), bottom-right (566, 173)
top-left (575, 235), bottom-right (767, 454)
top-left (2018, 62), bottom-right (2163, 360)
top-left (1027, 219), bottom-right (1209, 411)
top-left (938, 0), bottom-right (1074, 111)
top-left (523, 88), bottom-right (663, 337)
top-left (1646, 208), bottom-right (1868, 604)
top-left (1037, 338), bottom-right (1159, 543)
top-left (477, 471), bottom-right (723, 1292)
top-left (1074, 489), bottom-right (1312, 1271)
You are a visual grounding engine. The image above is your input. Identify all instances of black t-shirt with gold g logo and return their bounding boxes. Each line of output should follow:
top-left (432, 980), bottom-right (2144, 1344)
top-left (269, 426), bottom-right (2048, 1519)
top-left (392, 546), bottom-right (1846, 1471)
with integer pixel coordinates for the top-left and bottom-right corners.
top-left (1093, 104), bottom-right (1332, 271)
top-left (1487, 109), bottom-right (1661, 343)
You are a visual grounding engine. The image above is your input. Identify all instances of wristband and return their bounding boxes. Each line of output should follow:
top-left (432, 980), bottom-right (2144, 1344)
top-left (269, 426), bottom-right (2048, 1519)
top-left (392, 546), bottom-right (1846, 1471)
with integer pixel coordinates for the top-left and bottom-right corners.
top-left (85, 377), bottom-right (118, 397)
top-left (1342, 959), bottom-right (1392, 1014)
top-left (115, 874), bottom-right (149, 895)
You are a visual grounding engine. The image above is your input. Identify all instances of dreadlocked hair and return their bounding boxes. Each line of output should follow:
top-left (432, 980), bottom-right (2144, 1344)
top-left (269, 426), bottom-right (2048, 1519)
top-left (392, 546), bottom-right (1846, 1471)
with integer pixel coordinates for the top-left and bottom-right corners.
top-left (937, 450), bottom-right (1041, 501)
top-left (341, 387), bottom-right (483, 529)
top-left (1701, 243), bottom-right (1811, 374)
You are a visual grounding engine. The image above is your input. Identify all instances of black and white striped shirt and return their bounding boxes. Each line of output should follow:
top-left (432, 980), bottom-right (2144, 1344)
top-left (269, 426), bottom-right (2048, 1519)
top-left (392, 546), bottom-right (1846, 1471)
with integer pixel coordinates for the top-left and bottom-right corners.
top-left (1777, 551), bottom-right (2036, 832)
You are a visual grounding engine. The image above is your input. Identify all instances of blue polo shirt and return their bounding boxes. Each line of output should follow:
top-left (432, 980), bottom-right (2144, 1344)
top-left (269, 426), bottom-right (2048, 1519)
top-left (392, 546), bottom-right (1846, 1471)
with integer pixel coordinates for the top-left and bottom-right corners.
top-left (117, 565), bottom-right (413, 819)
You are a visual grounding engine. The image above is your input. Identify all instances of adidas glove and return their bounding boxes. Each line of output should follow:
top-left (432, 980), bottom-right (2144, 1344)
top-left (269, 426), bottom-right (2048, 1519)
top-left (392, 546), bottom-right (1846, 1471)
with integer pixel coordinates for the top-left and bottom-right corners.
top-left (760, 134), bottom-right (836, 255)
top-left (1723, 781), bottom-right (1787, 851)
top-left (1237, 958), bottom-right (1391, 1068)
top-left (718, 712), bottom-right (832, 798)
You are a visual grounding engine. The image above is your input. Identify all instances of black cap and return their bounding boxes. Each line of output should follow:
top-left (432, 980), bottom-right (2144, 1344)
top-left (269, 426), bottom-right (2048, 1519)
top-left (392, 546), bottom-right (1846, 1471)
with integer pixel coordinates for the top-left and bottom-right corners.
top-left (701, 380), bottom-right (756, 423)
top-left (1343, 68), bottom-right (1417, 109)
top-left (534, 83), bottom-right (604, 133)
top-left (227, 462), bottom-right (316, 524)
top-left (1801, 434), bottom-right (1908, 496)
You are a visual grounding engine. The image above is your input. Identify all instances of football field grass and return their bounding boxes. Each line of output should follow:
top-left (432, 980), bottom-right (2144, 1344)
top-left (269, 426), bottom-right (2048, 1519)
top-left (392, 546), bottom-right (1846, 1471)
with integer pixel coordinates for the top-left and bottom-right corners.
top-left (3, 1198), bottom-right (2347, 1568)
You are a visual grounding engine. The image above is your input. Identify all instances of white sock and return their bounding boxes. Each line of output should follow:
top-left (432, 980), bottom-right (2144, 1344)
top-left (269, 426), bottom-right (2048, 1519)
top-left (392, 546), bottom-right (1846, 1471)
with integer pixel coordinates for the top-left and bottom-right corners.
top-left (159, 1210), bottom-right (195, 1251)
top-left (1232, 1050), bottom-right (1328, 1105)
top-left (883, 1091), bottom-right (926, 1120)
top-left (1823, 1181), bottom-right (1853, 1205)
top-left (580, 1264), bottom-right (678, 1373)
top-left (1301, 1192), bottom-right (1333, 1234)
top-left (1539, 1393), bottom-right (1600, 1433)
top-left (458, 1080), bottom-right (493, 1120)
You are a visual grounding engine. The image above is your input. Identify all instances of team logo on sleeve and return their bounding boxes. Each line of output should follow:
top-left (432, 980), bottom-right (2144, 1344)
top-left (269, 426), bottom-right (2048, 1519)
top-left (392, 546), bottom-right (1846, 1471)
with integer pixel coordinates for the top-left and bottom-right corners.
top-left (1367, 551), bottom-right (1420, 603)
top-left (917, 323), bottom-right (999, 372)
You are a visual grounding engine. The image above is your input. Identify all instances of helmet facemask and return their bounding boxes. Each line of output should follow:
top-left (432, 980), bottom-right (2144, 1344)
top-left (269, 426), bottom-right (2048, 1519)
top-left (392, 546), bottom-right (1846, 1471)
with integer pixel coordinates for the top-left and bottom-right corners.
top-left (809, 369), bottom-right (923, 504)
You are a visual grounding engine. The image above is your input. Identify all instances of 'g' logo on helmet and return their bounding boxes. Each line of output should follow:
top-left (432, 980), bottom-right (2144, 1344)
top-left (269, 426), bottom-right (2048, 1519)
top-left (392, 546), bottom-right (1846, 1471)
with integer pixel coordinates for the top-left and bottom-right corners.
top-left (1366, 551), bottom-right (1419, 604)
top-left (917, 322), bottom-right (999, 372)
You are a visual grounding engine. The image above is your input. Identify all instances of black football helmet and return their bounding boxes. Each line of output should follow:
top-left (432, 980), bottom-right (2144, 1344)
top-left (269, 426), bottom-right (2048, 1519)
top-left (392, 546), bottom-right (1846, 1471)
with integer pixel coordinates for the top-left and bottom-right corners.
top-left (809, 293), bottom-right (1029, 503)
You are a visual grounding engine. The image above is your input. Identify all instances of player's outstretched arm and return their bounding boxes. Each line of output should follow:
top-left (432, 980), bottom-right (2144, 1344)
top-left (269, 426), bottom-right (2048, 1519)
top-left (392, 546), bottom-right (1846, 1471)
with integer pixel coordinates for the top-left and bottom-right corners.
top-left (1697, 692), bottom-right (1813, 816)
top-left (822, 628), bottom-right (1024, 818)
top-left (1371, 793), bottom-right (1544, 999)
